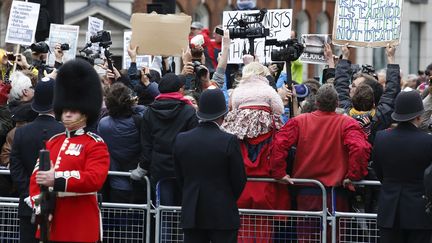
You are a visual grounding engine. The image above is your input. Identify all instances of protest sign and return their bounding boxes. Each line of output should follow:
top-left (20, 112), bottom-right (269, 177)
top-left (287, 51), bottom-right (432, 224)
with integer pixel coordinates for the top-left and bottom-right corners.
top-left (5, 1), bottom-right (40, 46)
top-left (130, 13), bottom-right (191, 56)
top-left (86, 16), bottom-right (104, 52)
top-left (47, 24), bottom-right (80, 66)
top-left (123, 31), bottom-right (152, 69)
top-left (332, 0), bottom-right (403, 47)
top-left (300, 34), bottom-right (331, 65)
top-left (222, 9), bottom-right (292, 64)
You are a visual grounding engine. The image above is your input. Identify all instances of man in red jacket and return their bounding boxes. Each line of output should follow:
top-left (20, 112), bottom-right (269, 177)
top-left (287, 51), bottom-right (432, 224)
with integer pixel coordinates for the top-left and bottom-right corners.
top-left (29, 59), bottom-right (109, 243)
top-left (271, 83), bottom-right (371, 242)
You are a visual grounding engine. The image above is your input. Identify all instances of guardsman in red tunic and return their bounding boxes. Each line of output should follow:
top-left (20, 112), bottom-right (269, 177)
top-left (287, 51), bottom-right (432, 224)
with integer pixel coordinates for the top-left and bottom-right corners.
top-left (29, 59), bottom-right (109, 243)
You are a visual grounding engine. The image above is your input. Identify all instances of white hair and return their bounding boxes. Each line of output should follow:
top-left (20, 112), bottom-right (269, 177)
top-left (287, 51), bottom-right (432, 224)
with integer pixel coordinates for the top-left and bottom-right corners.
top-left (242, 62), bottom-right (270, 80)
top-left (9, 71), bottom-right (32, 102)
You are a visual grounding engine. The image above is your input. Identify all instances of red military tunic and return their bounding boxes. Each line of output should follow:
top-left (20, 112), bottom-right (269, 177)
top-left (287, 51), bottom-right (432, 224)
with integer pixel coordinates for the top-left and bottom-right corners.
top-left (30, 128), bottom-right (110, 242)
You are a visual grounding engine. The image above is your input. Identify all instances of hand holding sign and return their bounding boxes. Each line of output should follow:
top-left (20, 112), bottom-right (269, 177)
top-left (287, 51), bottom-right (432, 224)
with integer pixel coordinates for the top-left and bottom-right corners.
top-left (342, 44), bottom-right (350, 60)
top-left (386, 44), bottom-right (396, 65)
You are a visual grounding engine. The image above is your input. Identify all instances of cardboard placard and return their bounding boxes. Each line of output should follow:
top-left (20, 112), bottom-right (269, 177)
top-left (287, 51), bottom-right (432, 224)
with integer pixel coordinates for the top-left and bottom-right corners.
top-left (47, 24), bottom-right (80, 66)
top-left (130, 13), bottom-right (191, 56)
top-left (332, 0), bottom-right (403, 47)
top-left (222, 9), bottom-right (293, 64)
top-left (5, 1), bottom-right (40, 46)
top-left (123, 31), bottom-right (152, 69)
top-left (299, 34), bottom-right (332, 65)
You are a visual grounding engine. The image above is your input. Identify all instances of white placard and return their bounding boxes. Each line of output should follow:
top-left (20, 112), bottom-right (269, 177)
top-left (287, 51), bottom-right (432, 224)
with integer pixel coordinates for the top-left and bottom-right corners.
top-left (86, 16), bottom-right (104, 52)
top-left (123, 31), bottom-right (152, 69)
top-left (5, 1), bottom-right (40, 46)
top-left (299, 34), bottom-right (332, 65)
top-left (332, 0), bottom-right (403, 47)
top-left (222, 9), bottom-right (293, 64)
top-left (47, 24), bottom-right (80, 66)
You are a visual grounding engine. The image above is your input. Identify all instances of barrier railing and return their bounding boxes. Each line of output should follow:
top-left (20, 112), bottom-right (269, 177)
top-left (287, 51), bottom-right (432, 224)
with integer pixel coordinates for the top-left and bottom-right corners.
top-left (155, 177), bottom-right (328, 243)
top-left (0, 168), bottom-right (384, 243)
top-left (0, 170), bottom-right (151, 243)
top-left (331, 180), bottom-right (381, 243)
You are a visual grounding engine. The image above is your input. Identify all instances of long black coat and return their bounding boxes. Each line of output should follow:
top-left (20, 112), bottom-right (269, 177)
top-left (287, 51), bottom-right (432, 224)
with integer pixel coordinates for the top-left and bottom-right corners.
top-left (372, 122), bottom-right (432, 229)
top-left (10, 115), bottom-right (64, 217)
top-left (173, 122), bottom-right (247, 230)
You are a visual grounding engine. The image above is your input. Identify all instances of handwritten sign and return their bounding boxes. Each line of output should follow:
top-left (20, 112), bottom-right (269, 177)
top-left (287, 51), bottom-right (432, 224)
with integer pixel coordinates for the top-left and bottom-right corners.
top-left (123, 31), bottom-right (152, 69)
top-left (47, 24), bottom-right (80, 66)
top-left (5, 1), bottom-right (40, 46)
top-left (86, 16), bottom-right (104, 52)
top-left (300, 34), bottom-right (331, 65)
top-left (222, 9), bottom-right (292, 64)
top-left (332, 0), bottom-right (403, 47)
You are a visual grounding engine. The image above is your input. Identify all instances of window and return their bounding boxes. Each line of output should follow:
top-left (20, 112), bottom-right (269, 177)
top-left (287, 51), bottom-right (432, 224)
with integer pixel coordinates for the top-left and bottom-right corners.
top-left (373, 48), bottom-right (386, 71)
top-left (409, 22), bottom-right (423, 74)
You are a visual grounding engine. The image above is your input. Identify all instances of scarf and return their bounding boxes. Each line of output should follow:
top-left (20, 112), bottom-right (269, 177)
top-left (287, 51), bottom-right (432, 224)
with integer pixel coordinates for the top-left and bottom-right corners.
top-left (155, 92), bottom-right (193, 106)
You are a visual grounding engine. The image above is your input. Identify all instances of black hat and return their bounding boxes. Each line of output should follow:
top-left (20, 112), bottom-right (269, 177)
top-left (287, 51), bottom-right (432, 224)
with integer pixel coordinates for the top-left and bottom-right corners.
top-left (197, 89), bottom-right (228, 121)
top-left (391, 91), bottom-right (424, 122)
top-left (31, 77), bottom-right (54, 113)
top-left (158, 73), bottom-right (184, 93)
top-left (53, 59), bottom-right (102, 125)
top-left (10, 102), bottom-right (38, 122)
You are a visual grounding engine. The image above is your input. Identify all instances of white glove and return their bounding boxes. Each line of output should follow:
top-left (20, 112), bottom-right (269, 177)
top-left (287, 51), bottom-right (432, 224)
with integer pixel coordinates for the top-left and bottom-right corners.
top-left (24, 196), bottom-right (32, 209)
top-left (130, 165), bottom-right (147, 181)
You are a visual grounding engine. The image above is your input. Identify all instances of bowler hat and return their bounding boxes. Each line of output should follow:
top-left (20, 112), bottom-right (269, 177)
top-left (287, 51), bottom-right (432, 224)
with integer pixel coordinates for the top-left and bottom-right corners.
top-left (197, 89), bottom-right (228, 121)
top-left (391, 90), bottom-right (424, 122)
top-left (31, 77), bottom-right (55, 113)
top-left (158, 73), bottom-right (184, 93)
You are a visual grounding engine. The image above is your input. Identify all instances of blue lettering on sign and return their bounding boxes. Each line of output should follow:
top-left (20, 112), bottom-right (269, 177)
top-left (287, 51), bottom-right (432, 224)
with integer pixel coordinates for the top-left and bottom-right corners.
top-left (335, 0), bottom-right (401, 43)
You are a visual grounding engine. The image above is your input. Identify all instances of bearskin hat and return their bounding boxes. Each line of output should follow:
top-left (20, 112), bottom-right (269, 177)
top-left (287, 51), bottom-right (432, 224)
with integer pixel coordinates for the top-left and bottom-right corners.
top-left (53, 59), bottom-right (102, 126)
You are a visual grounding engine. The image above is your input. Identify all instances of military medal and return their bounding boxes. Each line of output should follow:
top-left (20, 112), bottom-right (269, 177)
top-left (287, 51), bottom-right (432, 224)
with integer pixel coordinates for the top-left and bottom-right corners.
top-left (65, 143), bottom-right (83, 156)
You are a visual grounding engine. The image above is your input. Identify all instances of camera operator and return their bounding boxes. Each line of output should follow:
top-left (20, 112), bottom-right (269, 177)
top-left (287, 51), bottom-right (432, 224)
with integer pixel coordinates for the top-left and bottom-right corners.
top-left (126, 44), bottom-right (160, 105)
top-left (15, 42), bottom-right (59, 81)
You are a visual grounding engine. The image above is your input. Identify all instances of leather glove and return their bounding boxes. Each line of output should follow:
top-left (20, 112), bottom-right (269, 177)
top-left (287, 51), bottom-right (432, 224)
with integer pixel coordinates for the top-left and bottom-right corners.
top-left (130, 164), bottom-right (147, 181)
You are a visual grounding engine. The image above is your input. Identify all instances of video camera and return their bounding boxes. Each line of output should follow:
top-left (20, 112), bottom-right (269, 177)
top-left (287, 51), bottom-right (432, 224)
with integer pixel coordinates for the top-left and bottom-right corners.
top-left (216, 9), bottom-right (269, 55)
top-left (90, 30), bottom-right (112, 48)
top-left (264, 38), bottom-right (304, 62)
top-left (30, 42), bottom-right (50, 54)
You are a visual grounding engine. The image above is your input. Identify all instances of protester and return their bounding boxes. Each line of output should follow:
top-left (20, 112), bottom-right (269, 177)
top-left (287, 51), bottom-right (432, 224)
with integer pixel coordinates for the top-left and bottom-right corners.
top-left (130, 73), bottom-right (198, 206)
top-left (332, 44), bottom-right (401, 143)
top-left (98, 82), bottom-right (146, 203)
top-left (173, 88), bottom-right (246, 243)
top-left (271, 84), bottom-right (371, 242)
top-left (9, 77), bottom-right (64, 243)
top-left (222, 61), bottom-right (289, 241)
top-left (372, 91), bottom-right (432, 243)
top-left (29, 59), bottom-right (109, 242)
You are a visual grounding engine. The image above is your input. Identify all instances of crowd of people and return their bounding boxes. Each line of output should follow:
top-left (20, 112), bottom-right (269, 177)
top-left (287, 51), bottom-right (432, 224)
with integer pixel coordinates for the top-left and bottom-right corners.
top-left (0, 2), bottom-right (432, 243)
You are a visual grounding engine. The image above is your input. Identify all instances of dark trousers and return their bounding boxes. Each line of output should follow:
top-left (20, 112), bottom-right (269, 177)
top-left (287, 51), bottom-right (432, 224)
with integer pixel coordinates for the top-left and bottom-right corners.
top-left (19, 216), bottom-right (37, 243)
top-left (183, 229), bottom-right (238, 243)
top-left (379, 227), bottom-right (432, 243)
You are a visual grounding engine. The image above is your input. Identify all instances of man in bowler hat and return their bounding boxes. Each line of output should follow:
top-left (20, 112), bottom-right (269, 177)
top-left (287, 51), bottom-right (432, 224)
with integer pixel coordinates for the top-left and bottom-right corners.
top-left (173, 89), bottom-right (247, 243)
top-left (372, 90), bottom-right (432, 243)
top-left (9, 77), bottom-right (64, 243)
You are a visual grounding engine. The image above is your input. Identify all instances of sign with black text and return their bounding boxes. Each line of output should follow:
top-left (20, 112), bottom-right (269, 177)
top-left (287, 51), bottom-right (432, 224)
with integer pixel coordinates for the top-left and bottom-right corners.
top-left (5, 1), bottom-right (40, 46)
top-left (123, 31), bottom-right (152, 69)
top-left (332, 0), bottom-right (403, 47)
top-left (222, 9), bottom-right (292, 64)
top-left (47, 24), bottom-right (80, 66)
top-left (300, 34), bottom-right (331, 65)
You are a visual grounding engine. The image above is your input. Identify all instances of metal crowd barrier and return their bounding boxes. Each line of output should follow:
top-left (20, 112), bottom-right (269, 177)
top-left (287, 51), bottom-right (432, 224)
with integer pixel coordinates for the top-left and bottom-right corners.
top-left (155, 177), bottom-right (328, 243)
top-left (0, 170), bottom-right (151, 243)
top-left (331, 180), bottom-right (381, 243)
top-left (0, 168), bottom-right (384, 243)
